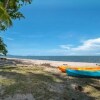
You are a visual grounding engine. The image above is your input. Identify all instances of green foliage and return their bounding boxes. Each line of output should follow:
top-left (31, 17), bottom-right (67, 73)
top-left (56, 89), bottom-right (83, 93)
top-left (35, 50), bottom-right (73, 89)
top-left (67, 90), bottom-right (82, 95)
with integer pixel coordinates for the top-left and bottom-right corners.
top-left (0, 0), bottom-right (32, 55)
top-left (0, 37), bottom-right (7, 55)
top-left (0, 0), bottom-right (32, 30)
top-left (0, 3), bottom-right (12, 31)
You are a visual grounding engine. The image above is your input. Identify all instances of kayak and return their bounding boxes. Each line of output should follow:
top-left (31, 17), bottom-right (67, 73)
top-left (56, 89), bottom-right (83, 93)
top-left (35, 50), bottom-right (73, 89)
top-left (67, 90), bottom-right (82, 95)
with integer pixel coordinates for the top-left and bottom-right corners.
top-left (58, 66), bottom-right (68, 72)
top-left (58, 66), bottom-right (100, 73)
top-left (66, 69), bottom-right (100, 78)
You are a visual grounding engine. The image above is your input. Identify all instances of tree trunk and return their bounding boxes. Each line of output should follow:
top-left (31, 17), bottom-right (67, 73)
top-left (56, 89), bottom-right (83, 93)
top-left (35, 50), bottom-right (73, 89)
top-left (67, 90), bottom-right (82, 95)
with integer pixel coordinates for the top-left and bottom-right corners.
top-left (4, 0), bottom-right (10, 9)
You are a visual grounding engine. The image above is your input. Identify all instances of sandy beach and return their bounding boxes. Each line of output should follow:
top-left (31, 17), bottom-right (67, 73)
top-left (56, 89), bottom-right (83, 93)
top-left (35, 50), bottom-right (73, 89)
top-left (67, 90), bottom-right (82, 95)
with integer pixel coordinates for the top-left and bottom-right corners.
top-left (6, 58), bottom-right (98, 67)
top-left (0, 58), bottom-right (100, 100)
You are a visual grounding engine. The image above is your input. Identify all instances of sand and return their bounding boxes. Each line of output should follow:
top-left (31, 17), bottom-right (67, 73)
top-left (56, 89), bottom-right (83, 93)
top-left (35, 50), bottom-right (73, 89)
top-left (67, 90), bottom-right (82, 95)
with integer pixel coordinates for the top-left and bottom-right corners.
top-left (7, 58), bottom-right (98, 67)
top-left (0, 58), bottom-right (100, 100)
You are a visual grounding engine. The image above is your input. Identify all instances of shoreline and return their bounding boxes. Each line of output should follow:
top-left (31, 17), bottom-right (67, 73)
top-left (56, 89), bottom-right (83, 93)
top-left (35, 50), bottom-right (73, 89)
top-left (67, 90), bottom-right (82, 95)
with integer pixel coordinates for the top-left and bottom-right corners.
top-left (7, 57), bottom-right (98, 67)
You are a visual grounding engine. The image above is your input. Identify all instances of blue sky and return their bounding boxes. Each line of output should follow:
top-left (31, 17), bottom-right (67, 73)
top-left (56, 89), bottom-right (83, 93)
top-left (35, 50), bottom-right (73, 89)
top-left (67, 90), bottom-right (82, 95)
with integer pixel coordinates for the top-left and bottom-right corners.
top-left (1, 0), bottom-right (100, 55)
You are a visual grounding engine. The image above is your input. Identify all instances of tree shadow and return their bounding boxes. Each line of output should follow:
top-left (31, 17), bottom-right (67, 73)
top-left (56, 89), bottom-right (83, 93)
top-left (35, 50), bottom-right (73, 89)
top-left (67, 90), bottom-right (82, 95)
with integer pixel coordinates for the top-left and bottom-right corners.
top-left (45, 71), bottom-right (100, 100)
top-left (0, 59), bottom-right (36, 67)
top-left (0, 66), bottom-right (17, 70)
top-left (0, 66), bottom-right (99, 100)
top-left (0, 59), bottom-right (17, 66)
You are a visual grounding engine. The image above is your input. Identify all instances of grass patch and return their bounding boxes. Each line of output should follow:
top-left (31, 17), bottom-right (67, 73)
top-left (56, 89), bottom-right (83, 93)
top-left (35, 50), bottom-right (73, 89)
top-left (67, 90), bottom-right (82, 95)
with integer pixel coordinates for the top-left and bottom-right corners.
top-left (0, 66), bottom-right (100, 100)
top-left (0, 66), bottom-right (61, 99)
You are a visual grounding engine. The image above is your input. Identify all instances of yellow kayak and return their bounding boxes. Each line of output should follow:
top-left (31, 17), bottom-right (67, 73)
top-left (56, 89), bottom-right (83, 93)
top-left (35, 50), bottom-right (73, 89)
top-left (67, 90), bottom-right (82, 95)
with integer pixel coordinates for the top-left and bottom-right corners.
top-left (58, 66), bottom-right (100, 73)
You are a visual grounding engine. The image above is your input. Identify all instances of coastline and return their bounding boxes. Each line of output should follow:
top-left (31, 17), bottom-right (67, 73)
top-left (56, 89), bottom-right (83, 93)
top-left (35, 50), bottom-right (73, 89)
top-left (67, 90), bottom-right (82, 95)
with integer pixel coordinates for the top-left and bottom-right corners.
top-left (7, 57), bottom-right (98, 67)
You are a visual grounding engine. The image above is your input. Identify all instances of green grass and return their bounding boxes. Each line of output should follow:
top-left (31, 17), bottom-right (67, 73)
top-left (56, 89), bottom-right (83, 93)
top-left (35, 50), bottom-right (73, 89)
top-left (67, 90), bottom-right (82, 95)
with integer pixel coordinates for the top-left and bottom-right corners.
top-left (0, 66), bottom-right (62, 99)
top-left (0, 66), bottom-right (100, 100)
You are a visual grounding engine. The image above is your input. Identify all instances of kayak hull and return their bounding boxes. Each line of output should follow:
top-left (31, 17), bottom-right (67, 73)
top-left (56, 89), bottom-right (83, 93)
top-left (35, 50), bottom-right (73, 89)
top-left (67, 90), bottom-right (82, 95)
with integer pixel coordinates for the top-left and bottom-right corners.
top-left (66, 69), bottom-right (100, 78)
top-left (58, 66), bottom-right (100, 73)
top-left (58, 66), bottom-right (68, 72)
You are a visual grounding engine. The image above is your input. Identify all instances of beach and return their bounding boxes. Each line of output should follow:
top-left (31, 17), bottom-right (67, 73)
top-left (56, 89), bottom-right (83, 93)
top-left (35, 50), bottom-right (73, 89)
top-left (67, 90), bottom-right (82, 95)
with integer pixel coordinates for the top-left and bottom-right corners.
top-left (6, 58), bottom-right (98, 67)
top-left (0, 58), bottom-right (100, 100)
top-left (0, 0), bottom-right (100, 100)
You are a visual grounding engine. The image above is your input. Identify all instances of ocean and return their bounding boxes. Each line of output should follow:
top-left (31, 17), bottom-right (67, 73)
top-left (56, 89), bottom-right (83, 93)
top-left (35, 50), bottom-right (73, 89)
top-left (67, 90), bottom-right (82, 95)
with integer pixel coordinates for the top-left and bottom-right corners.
top-left (7, 56), bottom-right (100, 63)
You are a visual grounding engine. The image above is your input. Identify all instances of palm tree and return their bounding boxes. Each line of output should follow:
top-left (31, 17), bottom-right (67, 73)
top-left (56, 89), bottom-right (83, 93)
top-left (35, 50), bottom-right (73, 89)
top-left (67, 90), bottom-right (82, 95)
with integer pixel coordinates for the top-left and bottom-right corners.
top-left (0, 2), bottom-right (12, 30)
top-left (0, 37), bottom-right (7, 55)
top-left (0, 0), bottom-right (32, 30)
top-left (0, 2), bottom-right (11, 55)
top-left (0, 0), bottom-right (32, 55)
top-left (4, 0), bottom-right (10, 9)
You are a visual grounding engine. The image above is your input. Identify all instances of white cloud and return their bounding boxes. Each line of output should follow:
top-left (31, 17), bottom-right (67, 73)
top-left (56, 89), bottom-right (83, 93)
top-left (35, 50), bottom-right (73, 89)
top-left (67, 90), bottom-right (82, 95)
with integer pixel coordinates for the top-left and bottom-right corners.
top-left (59, 38), bottom-right (100, 55)
top-left (73, 38), bottom-right (100, 51)
top-left (59, 45), bottom-right (72, 50)
top-left (8, 38), bottom-right (100, 56)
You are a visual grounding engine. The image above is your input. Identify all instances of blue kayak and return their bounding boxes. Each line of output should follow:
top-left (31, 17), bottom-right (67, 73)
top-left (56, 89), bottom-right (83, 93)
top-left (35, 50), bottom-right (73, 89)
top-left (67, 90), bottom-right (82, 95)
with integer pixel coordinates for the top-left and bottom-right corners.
top-left (66, 69), bottom-right (100, 78)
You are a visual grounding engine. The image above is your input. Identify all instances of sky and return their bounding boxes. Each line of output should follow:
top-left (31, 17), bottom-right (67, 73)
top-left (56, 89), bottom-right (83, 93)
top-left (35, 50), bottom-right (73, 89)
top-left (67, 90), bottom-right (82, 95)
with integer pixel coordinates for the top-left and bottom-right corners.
top-left (0, 0), bottom-right (100, 56)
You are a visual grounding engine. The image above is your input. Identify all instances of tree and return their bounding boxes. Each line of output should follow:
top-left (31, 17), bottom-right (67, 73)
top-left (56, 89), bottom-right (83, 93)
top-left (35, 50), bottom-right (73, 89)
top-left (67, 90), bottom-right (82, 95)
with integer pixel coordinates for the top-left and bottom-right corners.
top-left (0, 0), bottom-right (32, 55)
top-left (0, 3), bottom-right (12, 31)
top-left (0, 37), bottom-right (7, 55)
top-left (0, 0), bottom-right (32, 30)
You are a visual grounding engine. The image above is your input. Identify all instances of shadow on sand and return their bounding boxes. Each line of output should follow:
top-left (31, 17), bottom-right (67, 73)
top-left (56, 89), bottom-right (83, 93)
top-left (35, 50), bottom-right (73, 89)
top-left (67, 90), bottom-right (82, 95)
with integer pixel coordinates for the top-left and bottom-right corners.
top-left (0, 66), bottom-right (100, 100)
